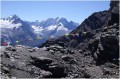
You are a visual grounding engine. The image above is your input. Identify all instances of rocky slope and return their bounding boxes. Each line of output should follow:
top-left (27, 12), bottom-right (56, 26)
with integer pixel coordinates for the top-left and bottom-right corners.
top-left (71, 10), bottom-right (110, 33)
top-left (1, 1), bottom-right (119, 78)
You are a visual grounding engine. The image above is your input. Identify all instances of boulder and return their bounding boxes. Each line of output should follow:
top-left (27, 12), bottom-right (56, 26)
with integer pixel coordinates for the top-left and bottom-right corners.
top-left (89, 32), bottom-right (119, 65)
top-left (61, 55), bottom-right (76, 64)
top-left (84, 52), bottom-right (91, 56)
top-left (67, 49), bottom-right (74, 54)
top-left (45, 47), bottom-right (50, 51)
top-left (31, 56), bottom-right (53, 65)
top-left (69, 73), bottom-right (79, 78)
top-left (49, 50), bottom-right (55, 54)
top-left (78, 50), bottom-right (83, 53)
top-left (27, 48), bottom-right (35, 52)
top-left (82, 66), bottom-right (103, 78)
top-left (59, 49), bottom-right (65, 53)
top-left (61, 55), bottom-right (73, 61)
top-left (6, 46), bottom-right (16, 51)
top-left (100, 34), bottom-right (119, 59)
top-left (4, 51), bottom-right (10, 58)
top-left (2, 66), bottom-right (10, 74)
top-left (48, 64), bottom-right (66, 78)
top-left (57, 42), bottom-right (65, 47)
top-left (69, 50), bottom-right (75, 54)
top-left (14, 55), bottom-right (20, 59)
top-left (40, 70), bottom-right (52, 78)
top-left (102, 68), bottom-right (111, 75)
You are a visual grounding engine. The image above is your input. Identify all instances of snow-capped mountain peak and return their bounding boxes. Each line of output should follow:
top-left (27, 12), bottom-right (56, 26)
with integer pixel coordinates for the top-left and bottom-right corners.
top-left (0, 15), bottom-right (23, 29)
top-left (27, 17), bottom-right (79, 37)
top-left (7, 14), bottom-right (19, 21)
top-left (0, 20), bottom-right (22, 29)
top-left (1, 14), bottom-right (22, 24)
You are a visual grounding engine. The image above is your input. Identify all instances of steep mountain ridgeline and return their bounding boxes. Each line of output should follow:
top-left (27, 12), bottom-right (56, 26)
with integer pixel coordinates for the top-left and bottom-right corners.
top-left (40, 1), bottom-right (119, 65)
top-left (71, 10), bottom-right (110, 33)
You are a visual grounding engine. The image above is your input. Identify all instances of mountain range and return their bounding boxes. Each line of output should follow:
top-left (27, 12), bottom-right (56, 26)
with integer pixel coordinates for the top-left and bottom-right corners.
top-left (0, 15), bottom-right (79, 46)
top-left (26, 17), bottom-right (79, 37)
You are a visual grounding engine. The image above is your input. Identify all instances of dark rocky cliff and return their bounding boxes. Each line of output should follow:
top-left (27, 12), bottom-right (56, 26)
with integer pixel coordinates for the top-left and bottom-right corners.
top-left (71, 10), bottom-right (110, 33)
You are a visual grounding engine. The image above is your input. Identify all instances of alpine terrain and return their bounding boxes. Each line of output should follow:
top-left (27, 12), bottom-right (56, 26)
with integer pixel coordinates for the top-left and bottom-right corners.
top-left (0, 1), bottom-right (119, 78)
top-left (0, 16), bottom-right (78, 47)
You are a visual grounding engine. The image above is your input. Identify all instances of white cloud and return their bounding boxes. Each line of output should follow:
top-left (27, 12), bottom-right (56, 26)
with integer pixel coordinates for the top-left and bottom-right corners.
top-left (0, 20), bottom-right (22, 29)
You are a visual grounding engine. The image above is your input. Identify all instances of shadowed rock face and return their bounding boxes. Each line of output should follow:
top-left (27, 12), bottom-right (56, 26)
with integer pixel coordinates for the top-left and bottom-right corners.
top-left (108, 1), bottom-right (119, 25)
top-left (71, 10), bottom-right (110, 33)
top-left (1, 1), bottom-right (119, 78)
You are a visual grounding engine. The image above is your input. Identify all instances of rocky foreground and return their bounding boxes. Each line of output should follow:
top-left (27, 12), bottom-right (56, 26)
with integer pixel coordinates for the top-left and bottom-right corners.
top-left (1, 1), bottom-right (119, 78)
top-left (0, 38), bottom-right (119, 78)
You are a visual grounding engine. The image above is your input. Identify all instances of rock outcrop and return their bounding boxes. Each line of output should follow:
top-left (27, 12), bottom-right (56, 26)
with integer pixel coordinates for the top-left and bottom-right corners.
top-left (72, 10), bottom-right (110, 33)
top-left (108, 1), bottom-right (119, 25)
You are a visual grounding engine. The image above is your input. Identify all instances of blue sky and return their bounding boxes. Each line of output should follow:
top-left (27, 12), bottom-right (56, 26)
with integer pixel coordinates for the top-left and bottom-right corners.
top-left (1, 1), bottom-right (110, 23)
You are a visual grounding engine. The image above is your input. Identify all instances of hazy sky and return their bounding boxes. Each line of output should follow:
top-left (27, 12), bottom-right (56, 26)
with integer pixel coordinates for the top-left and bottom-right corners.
top-left (1, 1), bottom-right (110, 23)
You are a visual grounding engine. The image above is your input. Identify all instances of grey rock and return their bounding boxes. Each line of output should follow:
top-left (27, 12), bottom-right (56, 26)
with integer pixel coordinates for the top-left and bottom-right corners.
top-left (61, 55), bottom-right (76, 64)
top-left (48, 64), bottom-right (66, 77)
top-left (27, 48), bottom-right (35, 52)
top-left (2, 67), bottom-right (10, 73)
top-left (4, 51), bottom-right (10, 58)
top-left (82, 66), bottom-right (103, 78)
top-left (40, 70), bottom-right (52, 78)
top-left (6, 47), bottom-right (16, 51)
top-left (31, 56), bottom-right (53, 64)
